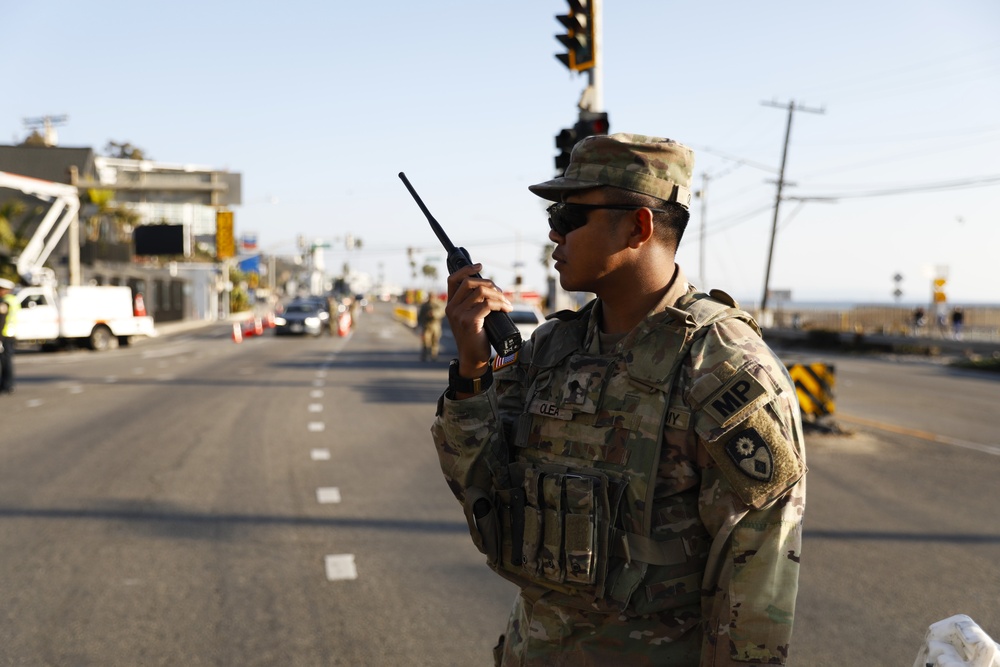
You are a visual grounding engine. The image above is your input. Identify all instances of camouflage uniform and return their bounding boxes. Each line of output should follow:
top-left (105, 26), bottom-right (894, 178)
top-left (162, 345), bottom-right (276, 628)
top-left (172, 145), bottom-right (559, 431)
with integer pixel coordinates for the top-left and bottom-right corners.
top-left (418, 296), bottom-right (445, 361)
top-left (431, 134), bottom-right (806, 666)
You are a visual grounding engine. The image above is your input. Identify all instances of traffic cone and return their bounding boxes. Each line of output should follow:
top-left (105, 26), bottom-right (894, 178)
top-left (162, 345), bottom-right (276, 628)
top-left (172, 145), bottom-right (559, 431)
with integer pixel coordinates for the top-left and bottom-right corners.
top-left (232, 322), bottom-right (243, 343)
top-left (254, 317), bottom-right (264, 336)
top-left (337, 312), bottom-right (351, 337)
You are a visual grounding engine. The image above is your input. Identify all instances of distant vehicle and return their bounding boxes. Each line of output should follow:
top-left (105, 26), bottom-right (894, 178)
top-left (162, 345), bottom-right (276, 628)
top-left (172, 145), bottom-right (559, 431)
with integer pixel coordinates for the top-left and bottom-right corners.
top-left (273, 301), bottom-right (329, 337)
top-left (508, 304), bottom-right (546, 340)
top-left (15, 284), bottom-right (156, 351)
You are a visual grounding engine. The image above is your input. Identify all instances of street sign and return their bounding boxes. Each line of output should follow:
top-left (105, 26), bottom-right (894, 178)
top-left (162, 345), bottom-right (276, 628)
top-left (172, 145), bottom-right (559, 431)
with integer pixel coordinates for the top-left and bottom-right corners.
top-left (216, 210), bottom-right (235, 260)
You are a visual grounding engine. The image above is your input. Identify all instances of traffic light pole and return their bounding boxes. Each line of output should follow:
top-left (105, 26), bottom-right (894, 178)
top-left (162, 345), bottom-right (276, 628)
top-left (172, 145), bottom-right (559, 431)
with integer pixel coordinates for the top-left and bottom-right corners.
top-left (553, 0), bottom-right (607, 175)
top-left (588, 0), bottom-right (603, 113)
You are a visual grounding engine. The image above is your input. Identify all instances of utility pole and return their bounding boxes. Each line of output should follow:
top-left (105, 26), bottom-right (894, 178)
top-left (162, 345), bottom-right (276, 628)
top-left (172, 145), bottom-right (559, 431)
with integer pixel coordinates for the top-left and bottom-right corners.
top-left (697, 172), bottom-right (709, 288)
top-left (759, 99), bottom-right (824, 316)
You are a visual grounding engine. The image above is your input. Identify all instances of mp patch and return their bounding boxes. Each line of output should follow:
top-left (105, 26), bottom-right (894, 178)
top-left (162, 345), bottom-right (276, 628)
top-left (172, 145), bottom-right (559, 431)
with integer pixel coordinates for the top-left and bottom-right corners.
top-left (702, 368), bottom-right (770, 427)
top-left (725, 428), bottom-right (773, 482)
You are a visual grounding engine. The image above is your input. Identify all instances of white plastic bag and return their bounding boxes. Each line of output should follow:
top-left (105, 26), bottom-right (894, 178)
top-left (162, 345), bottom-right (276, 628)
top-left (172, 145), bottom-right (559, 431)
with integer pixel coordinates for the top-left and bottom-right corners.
top-left (914, 615), bottom-right (1000, 667)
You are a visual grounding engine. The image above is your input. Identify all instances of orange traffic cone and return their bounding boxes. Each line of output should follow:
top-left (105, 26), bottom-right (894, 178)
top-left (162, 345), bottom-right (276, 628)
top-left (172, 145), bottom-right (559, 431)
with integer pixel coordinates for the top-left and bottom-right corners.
top-left (232, 322), bottom-right (243, 343)
top-left (254, 317), bottom-right (264, 336)
top-left (337, 312), bottom-right (351, 337)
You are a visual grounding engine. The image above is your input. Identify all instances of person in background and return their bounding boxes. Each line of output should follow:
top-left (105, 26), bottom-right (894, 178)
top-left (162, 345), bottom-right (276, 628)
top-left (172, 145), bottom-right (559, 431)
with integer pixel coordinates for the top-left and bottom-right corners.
top-left (432, 133), bottom-right (806, 666)
top-left (951, 306), bottom-right (964, 340)
top-left (417, 293), bottom-right (445, 362)
top-left (0, 278), bottom-right (20, 395)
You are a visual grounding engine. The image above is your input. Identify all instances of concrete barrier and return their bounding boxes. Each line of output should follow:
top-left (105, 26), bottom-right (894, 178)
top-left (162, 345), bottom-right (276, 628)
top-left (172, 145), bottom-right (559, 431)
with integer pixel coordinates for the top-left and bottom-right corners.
top-left (394, 305), bottom-right (418, 328)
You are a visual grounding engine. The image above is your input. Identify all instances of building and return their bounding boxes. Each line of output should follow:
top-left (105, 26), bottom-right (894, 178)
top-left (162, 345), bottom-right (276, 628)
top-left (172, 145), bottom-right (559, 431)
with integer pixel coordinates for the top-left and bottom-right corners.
top-left (0, 143), bottom-right (242, 322)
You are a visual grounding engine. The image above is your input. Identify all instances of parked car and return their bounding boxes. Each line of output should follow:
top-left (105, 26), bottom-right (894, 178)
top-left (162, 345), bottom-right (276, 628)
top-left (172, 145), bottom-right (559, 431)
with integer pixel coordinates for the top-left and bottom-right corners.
top-left (274, 301), bottom-right (329, 336)
top-left (508, 304), bottom-right (546, 340)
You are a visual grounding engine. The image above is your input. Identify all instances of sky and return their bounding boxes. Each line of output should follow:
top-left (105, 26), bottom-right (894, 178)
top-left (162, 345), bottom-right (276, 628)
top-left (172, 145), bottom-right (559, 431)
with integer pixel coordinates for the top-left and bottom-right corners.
top-left (3, 0), bottom-right (998, 305)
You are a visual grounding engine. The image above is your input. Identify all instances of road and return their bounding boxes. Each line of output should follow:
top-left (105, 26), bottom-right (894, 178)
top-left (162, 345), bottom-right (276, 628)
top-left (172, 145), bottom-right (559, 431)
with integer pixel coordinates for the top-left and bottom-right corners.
top-left (2, 305), bottom-right (998, 666)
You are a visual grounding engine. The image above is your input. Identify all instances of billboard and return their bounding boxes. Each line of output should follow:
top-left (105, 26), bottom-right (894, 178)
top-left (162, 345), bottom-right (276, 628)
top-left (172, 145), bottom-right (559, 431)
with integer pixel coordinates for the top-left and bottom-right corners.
top-left (133, 224), bottom-right (187, 256)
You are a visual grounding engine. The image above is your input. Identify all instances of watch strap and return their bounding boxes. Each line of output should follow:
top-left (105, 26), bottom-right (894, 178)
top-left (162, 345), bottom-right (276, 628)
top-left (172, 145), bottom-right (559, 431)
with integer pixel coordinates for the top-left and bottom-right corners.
top-left (449, 359), bottom-right (494, 395)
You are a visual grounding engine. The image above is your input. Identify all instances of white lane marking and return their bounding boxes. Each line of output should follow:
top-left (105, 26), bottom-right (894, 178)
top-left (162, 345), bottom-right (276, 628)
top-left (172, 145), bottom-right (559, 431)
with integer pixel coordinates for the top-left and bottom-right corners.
top-left (840, 414), bottom-right (1000, 457)
top-left (937, 435), bottom-right (1000, 457)
top-left (308, 422), bottom-right (325, 432)
top-left (325, 554), bottom-right (357, 581)
top-left (105, 376), bottom-right (118, 383)
top-left (311, 448), bottom-right (331, 461)
top-left (316, 487), bottom-right (342, 503)
top-left (316, 370), bottom-right (327, 378)
top-left (312, 379), bottom-right (324, 387)
top-left (69, 385), bottom-right (83, 394)
top-left (309, 403), bottom-right (323, 413)
top-left (132, 367), bottom-right (145, 374)
top-left (310, 390), bottom-right (324, 399)
top-left (26, 399), bottom-right (43, 408)
top-left (141, 346), bottom-right (194, 359)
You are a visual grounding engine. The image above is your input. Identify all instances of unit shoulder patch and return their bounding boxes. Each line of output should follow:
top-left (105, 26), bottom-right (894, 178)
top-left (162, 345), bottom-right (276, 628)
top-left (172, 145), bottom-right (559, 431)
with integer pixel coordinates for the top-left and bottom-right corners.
top-left (703, 408), bottom-right (804, 510)
top-left (725, 428), bottom-right (773, 481)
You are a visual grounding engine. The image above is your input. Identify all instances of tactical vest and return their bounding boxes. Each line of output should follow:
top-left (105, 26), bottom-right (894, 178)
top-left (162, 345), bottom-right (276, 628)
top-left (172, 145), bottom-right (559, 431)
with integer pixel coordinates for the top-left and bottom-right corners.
top-left (464, 291), bottom-right (759, 616)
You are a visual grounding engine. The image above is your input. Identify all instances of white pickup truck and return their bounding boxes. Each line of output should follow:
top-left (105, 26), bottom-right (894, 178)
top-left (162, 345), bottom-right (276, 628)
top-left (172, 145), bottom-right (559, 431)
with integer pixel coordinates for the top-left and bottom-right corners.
top-left (15, 284), bottom-right (156, 351)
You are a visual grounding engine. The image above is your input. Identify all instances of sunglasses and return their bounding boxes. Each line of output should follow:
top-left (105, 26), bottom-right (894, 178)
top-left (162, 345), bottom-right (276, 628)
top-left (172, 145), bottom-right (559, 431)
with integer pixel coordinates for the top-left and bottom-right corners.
top-left (546, 202), bottom-right (670, 236)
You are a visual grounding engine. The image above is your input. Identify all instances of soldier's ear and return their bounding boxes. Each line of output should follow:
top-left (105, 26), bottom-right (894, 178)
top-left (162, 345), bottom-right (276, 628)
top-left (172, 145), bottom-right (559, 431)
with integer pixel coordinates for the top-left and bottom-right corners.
top-left (626, 208), bottom-right (655, 248)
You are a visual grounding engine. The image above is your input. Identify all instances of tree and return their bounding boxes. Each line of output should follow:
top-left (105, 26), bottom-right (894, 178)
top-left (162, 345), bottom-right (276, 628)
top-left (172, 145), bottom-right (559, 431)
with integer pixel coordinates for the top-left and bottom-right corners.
top-left (0, 199), bottom-right (24, 250)
top-left (103, 141), bottom-right (149, 160)
top-left (84, 189), bottom-right (140, 243)
top-left (0, 198), bottom-right (41, 280)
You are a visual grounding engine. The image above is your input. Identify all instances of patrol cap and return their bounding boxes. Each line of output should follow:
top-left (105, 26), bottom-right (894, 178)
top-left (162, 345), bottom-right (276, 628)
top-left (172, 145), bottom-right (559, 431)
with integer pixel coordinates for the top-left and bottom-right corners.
top-left (0, 278), bottom-right (15, 290)
top-left (529, 133), bottom-right (695, 210)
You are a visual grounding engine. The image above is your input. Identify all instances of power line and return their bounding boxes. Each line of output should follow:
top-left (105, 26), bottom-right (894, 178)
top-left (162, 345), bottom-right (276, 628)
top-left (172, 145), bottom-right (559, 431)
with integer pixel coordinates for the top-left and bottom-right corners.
top-left (788, 174), bottom-right (1000, 201)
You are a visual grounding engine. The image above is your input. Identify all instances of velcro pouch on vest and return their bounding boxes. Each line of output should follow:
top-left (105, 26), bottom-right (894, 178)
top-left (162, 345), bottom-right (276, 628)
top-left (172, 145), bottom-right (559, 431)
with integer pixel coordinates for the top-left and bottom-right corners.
top-left (493, 464), bottom-right (618, 606)
top-left (540, 475), bottom-right (565, 582)
top-left (563, 475), bottom-right (596, 584)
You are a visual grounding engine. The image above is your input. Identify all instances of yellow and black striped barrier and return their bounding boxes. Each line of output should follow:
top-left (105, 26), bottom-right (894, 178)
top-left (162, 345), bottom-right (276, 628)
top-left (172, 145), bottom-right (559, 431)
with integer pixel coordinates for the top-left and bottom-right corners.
top-left (786, 363), bottom-right (836, 419)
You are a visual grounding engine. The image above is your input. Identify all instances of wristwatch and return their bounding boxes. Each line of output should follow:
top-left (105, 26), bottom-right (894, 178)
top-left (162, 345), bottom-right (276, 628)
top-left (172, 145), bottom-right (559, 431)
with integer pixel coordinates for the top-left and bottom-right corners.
top-left (448, 359), bottom-right (493, 395)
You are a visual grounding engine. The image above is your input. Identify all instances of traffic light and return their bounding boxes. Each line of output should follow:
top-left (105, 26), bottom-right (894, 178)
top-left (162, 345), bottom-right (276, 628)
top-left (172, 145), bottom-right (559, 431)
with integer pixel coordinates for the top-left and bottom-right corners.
top-left (554, 127), bottom-right (578, 174)
top-left (574, 111), bottom-right (609, 141)
top-left (555, 0), bottom-right (595, 72)
top-left (553, 112), bottom-right (610, 174)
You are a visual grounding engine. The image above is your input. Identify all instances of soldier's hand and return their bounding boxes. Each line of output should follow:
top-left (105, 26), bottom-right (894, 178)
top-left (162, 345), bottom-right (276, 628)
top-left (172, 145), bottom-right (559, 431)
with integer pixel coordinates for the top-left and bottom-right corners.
top-left (446, 264), bottom-right (512, 375)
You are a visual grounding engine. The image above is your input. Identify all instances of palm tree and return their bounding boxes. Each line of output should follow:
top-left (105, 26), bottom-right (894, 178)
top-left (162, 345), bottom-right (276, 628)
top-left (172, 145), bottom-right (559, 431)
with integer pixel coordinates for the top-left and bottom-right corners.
top-left (0, 199), bottom-right (23, 249)
top-left (84, 189), bottom-right (140, 243)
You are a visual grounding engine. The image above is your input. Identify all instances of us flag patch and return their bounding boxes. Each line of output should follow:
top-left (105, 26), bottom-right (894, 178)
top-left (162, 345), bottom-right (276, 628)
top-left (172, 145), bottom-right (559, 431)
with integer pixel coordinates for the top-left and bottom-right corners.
top-left (493, 351), bottom-right (519, 371)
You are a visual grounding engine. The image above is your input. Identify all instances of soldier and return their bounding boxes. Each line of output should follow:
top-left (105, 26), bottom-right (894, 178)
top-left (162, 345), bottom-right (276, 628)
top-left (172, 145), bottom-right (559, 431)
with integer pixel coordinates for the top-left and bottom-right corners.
top-left (417, 293), bottom-right (445, 361)
top-left (432, 134), bottom-right (806, 666)
top-left (0, 278), bottom-right (20, 395)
